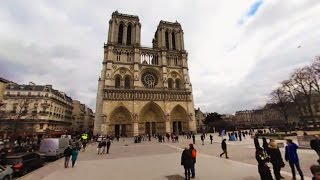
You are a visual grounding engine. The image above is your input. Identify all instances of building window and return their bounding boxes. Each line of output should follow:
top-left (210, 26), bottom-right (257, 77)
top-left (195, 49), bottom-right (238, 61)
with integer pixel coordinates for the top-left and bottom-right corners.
top-left (175, 79), bottom-right (181, 89)
top-left (40, 124), bottom-right (43, 130)
top-left (17, 92), bottom-right (20, 96)
top-left (116, 51), bottom-right (121, 61)
top-left (28, 92), bottom-right (31, 96)
top-left (124, 76), bottom-right (131, 89)
top-left (127, 52), bottom-right (131, 62)
top-left (45, 93), bottom-right (48, 97)
top-left (165, 30), bottom-right (169, 49)
top-left (172, 32), bottom-right (176, 50)
top-left (38, 92), bottom-right (41, 96)
top-left (168, 79), bottom-right (173, 89)
top-left (118, 24), bottom-right (124, 44)
top-left (115, 76), bottom-right (121, 88)
top-left (127, 24), bottom-right (132, 45)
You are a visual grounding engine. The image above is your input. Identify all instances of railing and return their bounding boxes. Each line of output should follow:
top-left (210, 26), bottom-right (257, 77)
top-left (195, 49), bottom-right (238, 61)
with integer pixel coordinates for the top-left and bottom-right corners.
top-left (104, 88), bottom-right (191, 101)
top-left (140, 48), bottom-right (161, 65)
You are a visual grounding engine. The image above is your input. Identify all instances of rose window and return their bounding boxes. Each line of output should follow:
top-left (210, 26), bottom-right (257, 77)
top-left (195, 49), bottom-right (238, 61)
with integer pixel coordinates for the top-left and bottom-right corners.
top-left (142, 72), bottom-right (158, 88)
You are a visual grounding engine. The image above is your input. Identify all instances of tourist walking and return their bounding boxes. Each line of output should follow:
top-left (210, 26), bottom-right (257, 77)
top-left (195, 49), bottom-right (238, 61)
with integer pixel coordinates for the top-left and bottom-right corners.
top-left (189, 144), bottom-right (197, 178)
top-left (238, 131), bottom-right (242, 141)
top-left (201, 135), bottom-right (204, 145)
top-left (71, 147), bottom-right (79, 168)
top-left (310, 135), bottom-right (320, 164)
top-left (181, 147), bottom-right (192, 180)
top-left (254, 137), bottom-right (261, 150)
top-left (106, 138), bottom-right (111, 154)
top-left (210, 134), bottom-right (213, 144)
top-left (256, 147), bottom-right (273, 180)
top-left (97, 141), bottom-right (103, 155)
top-left (310, 165), bottom-right (320, 180)
top-left (101, 139), bottom-right (107, 154)
top-left (63, 145), bottom-right (72, 168)
top-left (192, 134), bottom-right (195, 144)
top-left (220, 139), bottom-right (229, 159)
top-left (269, 142), bottom-right (285, 180)
top-left (285, 139), bottom-right (304, 180)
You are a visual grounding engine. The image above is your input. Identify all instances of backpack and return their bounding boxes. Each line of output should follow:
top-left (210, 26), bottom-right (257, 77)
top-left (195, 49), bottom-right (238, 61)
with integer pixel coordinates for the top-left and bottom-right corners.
top-left (192, 149), bottom-right (197, 158)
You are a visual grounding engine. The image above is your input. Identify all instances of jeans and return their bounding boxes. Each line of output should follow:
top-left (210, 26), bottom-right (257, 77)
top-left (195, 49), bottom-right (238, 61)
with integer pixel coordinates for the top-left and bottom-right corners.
top-left (289, 161), bottom-right (304, 180)
top-left (190, 163), bottom-right (195, 177)
top-left (184, 166), bottom-right (191, 180)
top-left (72, 160), bottom-right (76, 167)
top-left (64, 156), bottom-right (70, 168)
top-left (220, 150), bottom-right (228, 158)
top-left (272, 163), bottom-right (281, 180)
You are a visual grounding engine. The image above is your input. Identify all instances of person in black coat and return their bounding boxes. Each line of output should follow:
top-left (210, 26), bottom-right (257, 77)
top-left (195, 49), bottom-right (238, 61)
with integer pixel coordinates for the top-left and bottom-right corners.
top-left (254, 137), bottom-right (261, 150)
top-left (310, 135), bottom-right (320, 163)
top-left (192, 134), bottom-right (195, 144)
top-left (210, 135), bottom-right (213, 144)
top-left (64, 146), bottom-right (72, 168)
top-left (262, 137), bottom-right (269, 154)
top-left (269, 142), bottom-right (284, 180)
top-left (219, 139), bottom-right (229, 158)
top-left (200, 135), bottom-right (204, 145)
top-left (106, 138), bottom-right (111, 154)
top-left (181, 147), bottom-right (192, 180)
top-left (256, 147), bottom-right (273, 180)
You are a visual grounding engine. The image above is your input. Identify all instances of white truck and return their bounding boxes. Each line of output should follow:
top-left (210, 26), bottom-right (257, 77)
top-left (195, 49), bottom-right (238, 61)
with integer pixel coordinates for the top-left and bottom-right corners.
top-left (39, 138), bottom-right (69, 159)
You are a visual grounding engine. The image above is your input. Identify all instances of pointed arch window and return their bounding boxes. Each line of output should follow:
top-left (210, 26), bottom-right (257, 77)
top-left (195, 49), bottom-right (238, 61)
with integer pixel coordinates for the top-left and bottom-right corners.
top-left (118, 24), bottom-right (124, 44)
top-left (165, 31), bottom-right (169, 49)
top-left (168, 79), bottom-right (173, 89)
top-left (172, 32), bottom-right (176, 50)
top-left (127, 24), bottom-right (132, 45)
top-left (124, 76), bottom-right (131, 89)
top-left (115, 76), bottom-right (121, 88)
top-left (175, 79), bottom-right (181, 89)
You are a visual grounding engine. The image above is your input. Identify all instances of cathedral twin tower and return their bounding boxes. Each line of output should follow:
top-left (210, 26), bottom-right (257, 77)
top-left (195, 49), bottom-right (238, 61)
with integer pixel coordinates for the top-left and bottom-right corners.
top-left (94, 11), bottom-right (196, 136)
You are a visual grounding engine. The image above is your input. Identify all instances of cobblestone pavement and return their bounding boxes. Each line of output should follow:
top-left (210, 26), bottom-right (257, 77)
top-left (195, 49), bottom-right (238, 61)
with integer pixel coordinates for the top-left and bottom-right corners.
top-left (19, 134), bottom-right (315, 180)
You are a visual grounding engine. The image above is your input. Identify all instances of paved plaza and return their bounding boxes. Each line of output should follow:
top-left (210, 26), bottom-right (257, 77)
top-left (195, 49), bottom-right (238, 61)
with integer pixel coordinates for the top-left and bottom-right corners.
top-left (20, 134), bottom-right (317, 180)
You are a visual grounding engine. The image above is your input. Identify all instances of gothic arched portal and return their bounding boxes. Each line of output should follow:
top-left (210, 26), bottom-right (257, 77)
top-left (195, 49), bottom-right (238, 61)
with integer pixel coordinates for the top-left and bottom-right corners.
top-left (139, 102), bottom-right (165, 135)
top-left (109, 106), bottom-right (133, 137)
top-left (170, 105), bottom-right (189, 134)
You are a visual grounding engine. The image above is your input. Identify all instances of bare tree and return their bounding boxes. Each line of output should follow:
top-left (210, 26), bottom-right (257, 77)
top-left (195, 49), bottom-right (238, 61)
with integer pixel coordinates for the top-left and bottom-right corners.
top-left (310, 56), bottom-right (320, 93)
top-left (292, 67), bottom-right (317, 127)
top-left (270, 87), bottom-right (291, 124)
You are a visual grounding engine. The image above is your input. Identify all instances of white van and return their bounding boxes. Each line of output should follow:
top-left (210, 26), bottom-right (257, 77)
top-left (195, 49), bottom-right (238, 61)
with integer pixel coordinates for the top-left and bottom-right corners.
top-left (39, 138), bottom-right (69, 158)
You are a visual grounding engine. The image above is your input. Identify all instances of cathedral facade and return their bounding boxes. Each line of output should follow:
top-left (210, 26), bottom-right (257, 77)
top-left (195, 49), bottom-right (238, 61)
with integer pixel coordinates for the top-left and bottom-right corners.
top-left (94, 11), bottom-right (196, 136)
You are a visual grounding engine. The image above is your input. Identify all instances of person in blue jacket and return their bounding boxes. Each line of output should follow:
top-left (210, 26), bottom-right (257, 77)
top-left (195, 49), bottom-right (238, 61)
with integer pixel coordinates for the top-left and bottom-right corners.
top-left (71, 147), bottom-right (79, 168)
top-left (285, 139), bottom-right (304, 180)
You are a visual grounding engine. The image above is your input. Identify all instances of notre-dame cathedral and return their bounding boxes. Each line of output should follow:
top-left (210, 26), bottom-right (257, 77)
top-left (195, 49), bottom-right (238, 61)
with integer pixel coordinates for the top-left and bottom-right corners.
top-left (94, 11), bottom-right (196, 136)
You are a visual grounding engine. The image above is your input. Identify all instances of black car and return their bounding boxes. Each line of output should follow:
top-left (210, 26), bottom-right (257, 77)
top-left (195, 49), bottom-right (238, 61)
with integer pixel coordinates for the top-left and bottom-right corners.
top-left (5, 152), bottom-right (45, 176)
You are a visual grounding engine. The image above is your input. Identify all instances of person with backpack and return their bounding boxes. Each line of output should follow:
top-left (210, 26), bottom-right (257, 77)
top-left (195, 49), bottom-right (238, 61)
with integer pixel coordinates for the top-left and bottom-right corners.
top-left (189, 144), bottom-right (197, 178)
top-left (181, 147), bottom-right (192, 180)
top-left (210, 134), bottom-right (213, 144)
top-left (63, 145), bottom-right (72, 168)
top-left (220, 139), bottom-right (229, 159)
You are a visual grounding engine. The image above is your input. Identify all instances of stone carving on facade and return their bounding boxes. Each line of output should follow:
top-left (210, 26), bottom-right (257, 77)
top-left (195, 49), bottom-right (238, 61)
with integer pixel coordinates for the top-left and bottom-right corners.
top-left (120, 68), bottom-right (126, 75)
top-left (112, 65), bottom-right (117, 69)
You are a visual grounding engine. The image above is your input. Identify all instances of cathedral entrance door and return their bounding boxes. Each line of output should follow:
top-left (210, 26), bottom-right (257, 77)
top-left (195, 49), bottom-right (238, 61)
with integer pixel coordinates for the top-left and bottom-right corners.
top-left (121, 124), bottom-right (127, 136)
top-left (145, 122), bottom-right (150, 135)
top-left (172, 121), bottom-right (177, 134)
top-left (115, 125), bottom-right (120, 136)
top-left (178, 121), bottom-right (182, 133)
top-left (151, 122), bottom-right (156, 135)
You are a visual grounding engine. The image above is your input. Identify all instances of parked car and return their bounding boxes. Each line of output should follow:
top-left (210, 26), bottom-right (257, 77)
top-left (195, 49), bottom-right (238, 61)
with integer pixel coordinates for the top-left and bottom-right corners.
top-left (39, 138), bottom-right (69, 159)
top-left (0, 146), bottom-right (28, 156)
top-left (5, 152), bottom-right (44, 176)
top-left (0, 165), bottom-right (13, 180)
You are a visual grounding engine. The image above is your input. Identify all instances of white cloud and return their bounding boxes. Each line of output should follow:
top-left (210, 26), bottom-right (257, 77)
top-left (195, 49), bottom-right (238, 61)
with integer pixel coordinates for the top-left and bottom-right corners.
top-left (0, 0), bottom-right (320, 114)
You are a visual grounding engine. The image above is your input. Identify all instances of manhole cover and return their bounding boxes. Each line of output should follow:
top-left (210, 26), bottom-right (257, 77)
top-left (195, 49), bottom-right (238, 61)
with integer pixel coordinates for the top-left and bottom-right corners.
top-left (165, 174), bottom-right (185, 180)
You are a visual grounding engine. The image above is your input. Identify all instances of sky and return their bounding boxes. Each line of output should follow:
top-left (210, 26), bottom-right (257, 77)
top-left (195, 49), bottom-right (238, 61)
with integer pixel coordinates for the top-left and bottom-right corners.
top-left (0, 0), bottom-right (320, 114)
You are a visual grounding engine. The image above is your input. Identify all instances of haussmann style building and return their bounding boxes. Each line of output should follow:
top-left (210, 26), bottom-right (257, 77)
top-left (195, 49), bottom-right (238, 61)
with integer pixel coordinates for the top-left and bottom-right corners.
top-left (94, 11), bottom-right (196, 136)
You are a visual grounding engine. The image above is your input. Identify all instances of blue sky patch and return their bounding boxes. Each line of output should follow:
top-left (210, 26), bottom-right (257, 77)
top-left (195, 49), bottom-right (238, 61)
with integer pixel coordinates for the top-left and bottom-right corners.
top-left (247, 0), bottom-right (263, 17)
